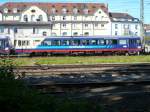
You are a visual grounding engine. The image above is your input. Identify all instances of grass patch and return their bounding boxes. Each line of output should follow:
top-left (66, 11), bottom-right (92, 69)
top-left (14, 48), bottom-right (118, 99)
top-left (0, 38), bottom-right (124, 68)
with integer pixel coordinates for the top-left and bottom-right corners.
top-left (4, 55), bottom-right (150, 66)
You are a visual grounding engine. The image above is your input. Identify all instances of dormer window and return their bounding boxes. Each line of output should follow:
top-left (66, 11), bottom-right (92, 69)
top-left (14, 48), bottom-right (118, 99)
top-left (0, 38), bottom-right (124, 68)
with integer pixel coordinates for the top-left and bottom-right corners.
top-left (83, 8), bottom-right (89, 14)
top-left (4, 8), bottom-right (8, 13)
top-left (31, 9), bottom-right (36, 13)
top-left (13, 8), bottom-right (18, 13)
top-left (73, 8), bottom-right (78, 14)
top-left (62, 8), bottom-right (67, 14)
top-left (51, 8), bottom-right (56, 14)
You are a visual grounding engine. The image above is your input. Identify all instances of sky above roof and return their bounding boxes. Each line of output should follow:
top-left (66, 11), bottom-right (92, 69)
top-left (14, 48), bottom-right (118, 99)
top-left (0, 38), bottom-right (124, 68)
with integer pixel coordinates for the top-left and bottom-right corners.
top-left (0, 0), bottom-right (150, 24)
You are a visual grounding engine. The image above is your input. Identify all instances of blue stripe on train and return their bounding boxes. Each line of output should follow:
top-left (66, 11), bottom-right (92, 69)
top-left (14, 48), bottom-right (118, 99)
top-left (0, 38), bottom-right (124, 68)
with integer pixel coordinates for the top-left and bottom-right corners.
top-left (36, 45), bottom-right (115, 49)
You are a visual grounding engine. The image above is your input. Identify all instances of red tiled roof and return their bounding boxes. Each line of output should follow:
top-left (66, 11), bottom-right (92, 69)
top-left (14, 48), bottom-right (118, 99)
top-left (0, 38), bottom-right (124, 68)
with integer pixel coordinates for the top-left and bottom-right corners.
top-left (0, 2), bottom-right (108, 15)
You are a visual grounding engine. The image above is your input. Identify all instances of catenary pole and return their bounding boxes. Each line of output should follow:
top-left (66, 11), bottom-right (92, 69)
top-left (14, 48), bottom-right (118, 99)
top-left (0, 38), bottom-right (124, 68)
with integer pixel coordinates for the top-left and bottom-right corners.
top-left (140, 0), bottom-right (145, 44)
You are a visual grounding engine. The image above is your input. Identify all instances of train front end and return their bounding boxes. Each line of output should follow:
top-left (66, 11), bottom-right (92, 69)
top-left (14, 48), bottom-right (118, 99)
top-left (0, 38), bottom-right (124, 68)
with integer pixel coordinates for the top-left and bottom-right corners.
top-left (0, 36), bottom-right (12, 55)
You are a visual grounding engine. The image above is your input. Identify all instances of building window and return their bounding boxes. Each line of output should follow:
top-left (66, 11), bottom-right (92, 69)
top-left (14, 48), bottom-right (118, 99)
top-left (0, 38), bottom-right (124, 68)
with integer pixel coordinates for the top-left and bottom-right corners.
top-left (84, 24), bottom-right (88, 28)
top-left (73, 32), bottom-right (78, 36)
top-left (74, 16), bottom-right (77, 20)
top-left (128, 24), bottom-right (130, 29)
top-left (101, 24), bottom-right (104, 28)
top-left (31, 15), bottom-right (35, 22)
top-left (39, 15), bottom-right (43, 21)
top-left (31, 9), bottom-right (36, 13)
top-left (99, 11), bottom-right (101, 14)
top-left (62, 32), bottom-right (67, 36)
top-left (4, 8), bottom-right (8, 13)
top-left (63, 16), bottom-right (66, 20)
top-left (23, 15), bottom-right (28, 22)
top-left (33, 27), bottom-right (35, 34)
top-left (48, 16), bottom-right (51, 21)
top-left (73, 8), bottom-right (78, 14)
top-left (115, 31), bottom-right (118, 35)
top-left (115, 24), bottom-right (118, 29)
top-left (51, 8), bottom-right (56, 14)
top-left (62, 24), bottom-right (66, 28)
top-left (14, 27), bottom-right (18, 34)
top-left (62, 8), bottom-right (67, 14)
top-left (95, 16), bottom-right (98, 21)
top-left (84, 32), bottom-right (89, 36)
top-left (135, 25), bottom-right (138, 30)
top-left (43, 32), bottom-right (47, 36)
top-left (73, 24), bottom-right (76, 28)
top-left (13, 8), bottom-right (18, 13)
top-left (135, 32), bottom-right (138, 36)
top-left (83, 8), bottom-right (89, 14)
top-left (52, 16), bottom-right (55, 21)
top-left (95, 24), bottom-right (98, 28)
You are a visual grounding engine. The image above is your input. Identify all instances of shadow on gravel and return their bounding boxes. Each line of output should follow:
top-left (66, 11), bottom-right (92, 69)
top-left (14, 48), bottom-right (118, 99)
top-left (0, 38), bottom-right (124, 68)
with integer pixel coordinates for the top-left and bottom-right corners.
top-left (26, 64), bottom-right (150, 112)
top-left (82, 64), bottom-right (150, 112)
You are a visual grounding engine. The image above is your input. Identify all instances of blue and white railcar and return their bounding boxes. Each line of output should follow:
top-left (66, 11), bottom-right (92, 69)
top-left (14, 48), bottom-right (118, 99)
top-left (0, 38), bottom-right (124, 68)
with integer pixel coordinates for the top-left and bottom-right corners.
top-left (14, 36), bottom-right (142, 55)
top-left (0, 35), bottom-right (12, 54)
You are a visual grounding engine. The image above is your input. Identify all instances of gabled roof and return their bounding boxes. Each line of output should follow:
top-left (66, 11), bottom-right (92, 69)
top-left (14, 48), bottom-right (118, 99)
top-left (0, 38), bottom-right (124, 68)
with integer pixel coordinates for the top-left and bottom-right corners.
top-left (109, 12), bottom-right (134, 19)
top-left (0, 2), bottom-right (109, 15)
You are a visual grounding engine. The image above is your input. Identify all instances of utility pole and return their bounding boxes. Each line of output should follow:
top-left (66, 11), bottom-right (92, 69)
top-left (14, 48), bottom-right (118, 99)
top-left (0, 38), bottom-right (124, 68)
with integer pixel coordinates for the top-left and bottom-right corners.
top-left (140, 0), bottom-right (145, 44)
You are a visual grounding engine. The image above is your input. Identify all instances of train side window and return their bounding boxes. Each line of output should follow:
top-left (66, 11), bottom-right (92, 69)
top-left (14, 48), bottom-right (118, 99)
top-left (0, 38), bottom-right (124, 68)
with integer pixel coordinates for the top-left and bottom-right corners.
top-left (43, 40), bottom-right (52, 46)
top-left (82, 40), bottom-right (90, 45)
top-left (91, 40), bottom-right (99, 45)
top-left (112, 39), bottom-right (117, 45)
top-left (52, 40), bottom-right (61, 46)
top-left (105, 40), bottom-right (112, 45)
top-left (119, 40), bottom-right (127, 45)
top-left (72, 39), bottom-right (80, 46)
top-left (99, 40), bottom-right (105, 45)
top-left (62, 40), bottom-right (70, 46)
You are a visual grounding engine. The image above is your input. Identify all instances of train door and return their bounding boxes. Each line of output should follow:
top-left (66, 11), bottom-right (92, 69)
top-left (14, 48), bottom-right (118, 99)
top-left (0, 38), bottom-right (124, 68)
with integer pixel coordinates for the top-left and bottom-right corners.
top-left (129, 39), bottom-right (137, 49)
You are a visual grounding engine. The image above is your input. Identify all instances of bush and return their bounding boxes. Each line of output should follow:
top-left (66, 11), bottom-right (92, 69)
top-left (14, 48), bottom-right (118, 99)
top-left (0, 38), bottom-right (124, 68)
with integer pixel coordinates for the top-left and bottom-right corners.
top-left (0, 58), bottom-right (102, 112)
top-left (0, 58), bottom-right (15, 80)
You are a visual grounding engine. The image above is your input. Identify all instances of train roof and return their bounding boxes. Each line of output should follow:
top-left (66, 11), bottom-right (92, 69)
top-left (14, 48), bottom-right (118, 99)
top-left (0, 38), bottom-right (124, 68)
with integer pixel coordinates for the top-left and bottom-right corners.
top-left (43, 36), bottom-right (141, 39)
top-left (15, 36), bottom-right (142, 40)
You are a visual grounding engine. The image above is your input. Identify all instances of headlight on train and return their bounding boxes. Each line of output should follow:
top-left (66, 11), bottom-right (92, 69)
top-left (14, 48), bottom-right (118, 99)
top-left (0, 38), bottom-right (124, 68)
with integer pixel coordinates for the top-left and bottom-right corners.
top-left (137, 46), bottom-right (141, 49)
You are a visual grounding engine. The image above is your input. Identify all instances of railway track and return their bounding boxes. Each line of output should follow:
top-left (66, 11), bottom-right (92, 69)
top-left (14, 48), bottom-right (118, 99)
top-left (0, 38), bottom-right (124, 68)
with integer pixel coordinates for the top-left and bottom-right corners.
top-left (11, 63), bottom-right (150, 93)
top-left (14, 63), bottom-right (150, 76)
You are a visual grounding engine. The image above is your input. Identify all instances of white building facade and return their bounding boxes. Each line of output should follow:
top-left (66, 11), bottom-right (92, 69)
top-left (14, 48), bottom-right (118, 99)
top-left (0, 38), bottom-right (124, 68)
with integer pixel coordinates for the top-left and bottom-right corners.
top-left (109, 12), bottom-right (141, 36)
top-left (0, 2), bottom-right (141, 40)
